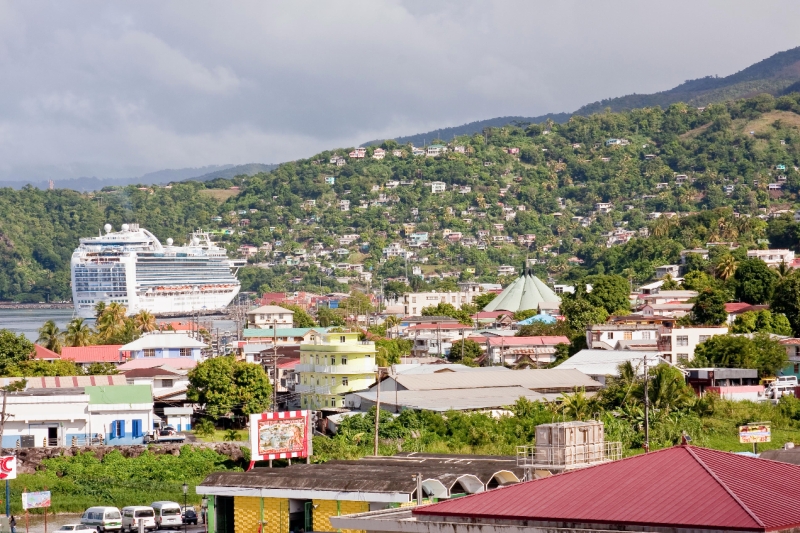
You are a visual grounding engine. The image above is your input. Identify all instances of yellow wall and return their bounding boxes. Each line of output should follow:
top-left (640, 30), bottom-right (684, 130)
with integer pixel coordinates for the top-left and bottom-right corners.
top-left (234, 496), bottom-right (288, 533)
top-left (312, 499), bottom-right (369, 533)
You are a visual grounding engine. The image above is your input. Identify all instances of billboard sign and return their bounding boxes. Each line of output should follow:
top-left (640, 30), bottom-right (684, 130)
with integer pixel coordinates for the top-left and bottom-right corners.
top-left (249, 411), bottom-right (310, 462)
top-left (0, 457), bottom-right (16, 480)
top-left (739, 424), bottom-right (771, 444)
top-left (22, 491), bottom-right (51, 510)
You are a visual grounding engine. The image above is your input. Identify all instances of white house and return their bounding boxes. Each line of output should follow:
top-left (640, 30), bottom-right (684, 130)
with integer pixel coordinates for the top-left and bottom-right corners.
top-left (120, 332), bottom-right (207, 362)
top-left (431, 181), bottom-right (446, 194)
top-left (372, 148), bottom-right (386, 160)
top-left (402, 291), bottom-right (478, 316)
top-left (247, 305), bottom-right (295, 328)
top-left (746, 249), bottom-right (795, 267)
top-left (659, 326), bottom-right (728, 364)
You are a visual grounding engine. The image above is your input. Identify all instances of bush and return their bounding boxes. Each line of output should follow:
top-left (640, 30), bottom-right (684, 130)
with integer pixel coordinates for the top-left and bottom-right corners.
top-left (193, 418), bottom-right (216, 438)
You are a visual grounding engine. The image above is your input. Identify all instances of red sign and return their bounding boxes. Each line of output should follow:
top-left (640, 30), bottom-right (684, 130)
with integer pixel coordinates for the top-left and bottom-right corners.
top-left (0, 456), bottom-right (16, 480)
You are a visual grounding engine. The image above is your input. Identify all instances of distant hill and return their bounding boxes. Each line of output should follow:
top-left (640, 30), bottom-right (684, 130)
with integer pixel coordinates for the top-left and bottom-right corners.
top-left (185, 163), bottom-right (279, 182)
top-left (364, 45), bottom-right (800, 146)
top-left (361, 113), bottom-right (571, 147)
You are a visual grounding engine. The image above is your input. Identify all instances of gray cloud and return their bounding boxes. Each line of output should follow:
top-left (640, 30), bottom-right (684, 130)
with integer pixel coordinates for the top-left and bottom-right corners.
top-left (0, 0), bottom-right (798, 179)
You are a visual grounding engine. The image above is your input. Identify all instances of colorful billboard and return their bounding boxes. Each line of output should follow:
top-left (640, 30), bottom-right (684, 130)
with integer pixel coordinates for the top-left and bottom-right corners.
top-left (22, 491), bottom-right (51, 510)
top-left (0, 456), bottom-right (16, 480)
top-left (739, 424), bottom-right (771, 443)
top-left (249, 411), bottom-right (311, 463)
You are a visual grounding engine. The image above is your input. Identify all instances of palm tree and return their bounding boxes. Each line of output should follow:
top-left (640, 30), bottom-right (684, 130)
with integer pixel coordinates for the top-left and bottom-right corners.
top-left (715, 255), bottom-right (737, 280)
top-left (133, 310), bottom-right (157, 333)
top-left (65, 318), bottom-right (93, 347)
top-left (37, 320), bottom-right (63, 354)
top-left (96, 303), bottom-right (128, 342)
top-left (558, 388), bottom-right (596, 420)
top-left (777, 260), bottom-right (793, 279)
top-left (384, 315), bottom-right (400, 338)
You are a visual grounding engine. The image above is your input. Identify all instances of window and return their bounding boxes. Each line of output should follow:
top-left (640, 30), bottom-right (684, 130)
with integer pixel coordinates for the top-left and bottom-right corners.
top-left (677, 354), bottom-right (689, 364)
top-left (342, 377), bottom-right (349, 386)
top-left (794, 364), bottom-right (799, 374)
top-left (340, 335), bottom-right (346, 343)
top-left (607, 332), bottom-right (614, 340)
top-left (111, 420), bottom-right (125, 439)
top-left (623, 332), bottom-right (632, 340)
top-left (341, 357), bottom-right (347, 365)
top-left (331, 356), bottom-right (336, 365)
top-left (642, 331), bottom-right (651, 340)
top-left (592, 332), bottom-right (601, 341)
top-left (699, 335), bottom-right (710, 343)
top-left (143, 349), bottom-right (155, 357)
top-left (179, 348), bottom-right (191, 357)
top-left (676, 335), bottom-right (689, 347)
top-left (161, 379), bottom-right (174, 388)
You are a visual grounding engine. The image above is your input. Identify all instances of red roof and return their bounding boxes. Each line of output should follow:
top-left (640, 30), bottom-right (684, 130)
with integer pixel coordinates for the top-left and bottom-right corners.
top-left (61, 345), bottom-right (124, 363)
top-left (406, 323), bottom-right (473, 331)
top-left (484, 336), bottom-right (570, 347)
top-left (725, 302), bottom-right (753, 314)
top-left (32, 344), bottom-right (60, 360)
top-left (414, 446), bottom-right (800, 532)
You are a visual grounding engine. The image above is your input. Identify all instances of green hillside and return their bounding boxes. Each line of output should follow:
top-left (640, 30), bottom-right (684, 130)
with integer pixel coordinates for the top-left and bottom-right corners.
top-left (2, 92), bottom-right (800, 302)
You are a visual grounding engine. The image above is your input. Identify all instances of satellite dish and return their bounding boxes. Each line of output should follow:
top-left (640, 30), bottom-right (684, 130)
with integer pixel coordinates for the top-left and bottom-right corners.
top-left (121, 223), bottom-right (130, 231)
top-left (104, 224), bottom-right (112, 233)
top-left (166, 238), bottom-right (174, 246)
top-left (192, 237), bottom-right (200, 245)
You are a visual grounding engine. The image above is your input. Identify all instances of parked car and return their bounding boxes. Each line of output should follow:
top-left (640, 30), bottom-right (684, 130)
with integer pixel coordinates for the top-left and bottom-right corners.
top-left (59, 525), bottom-right (97, 533)
top-left (121, 506), bottom-right (156, 532)
top-left (182, 509), bottom-right (198, 526)
top-left (81, 507), bottom-right (122, 533)
top-left (151, 502), bottom-right (183, 530)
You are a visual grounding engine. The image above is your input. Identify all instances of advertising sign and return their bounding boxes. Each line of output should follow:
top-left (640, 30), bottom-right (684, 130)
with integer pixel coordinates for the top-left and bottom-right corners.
top-left (0, 456), bottom-right (16, 480)
top-left (249, 411), bottom-right (310, 462)
top-left (22, 491), bottom-right (51, 510)
top-left (739, 424), bottom-right (771, 444)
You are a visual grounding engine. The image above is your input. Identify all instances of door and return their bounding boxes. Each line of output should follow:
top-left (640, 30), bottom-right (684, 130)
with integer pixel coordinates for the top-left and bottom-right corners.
top-left (303, 502), bottom-right (313, 532)
top-left (47, 427), bottom-right (58, 447)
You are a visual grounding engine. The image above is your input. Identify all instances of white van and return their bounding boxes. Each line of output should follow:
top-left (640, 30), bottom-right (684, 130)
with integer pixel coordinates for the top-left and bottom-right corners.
top-left (121, 507), bottom-right (156, 532)
top-left (81, 507), bottom-right (122, 533)
top-left (151, 502), bottom-right (183, 530)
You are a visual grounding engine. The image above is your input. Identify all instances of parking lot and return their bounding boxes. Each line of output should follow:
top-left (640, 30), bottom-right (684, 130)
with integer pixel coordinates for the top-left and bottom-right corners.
top-left (18, 515), bottom-right (208, 533)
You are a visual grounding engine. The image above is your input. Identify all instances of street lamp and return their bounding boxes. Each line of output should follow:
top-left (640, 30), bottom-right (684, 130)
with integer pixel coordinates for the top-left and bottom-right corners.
top-left (182, 482), bottom-right (188, 533)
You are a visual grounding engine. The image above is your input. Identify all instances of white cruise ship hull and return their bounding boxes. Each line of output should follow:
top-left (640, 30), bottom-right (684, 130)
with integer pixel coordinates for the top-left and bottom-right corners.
top-left (73, 285), bottom-right (240, 319)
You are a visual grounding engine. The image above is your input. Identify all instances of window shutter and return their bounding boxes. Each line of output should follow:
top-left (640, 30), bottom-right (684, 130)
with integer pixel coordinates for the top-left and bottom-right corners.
top-left (110, 420), bottom-right (117, 439)
top-left (119, 420), bottom-right (126, 437)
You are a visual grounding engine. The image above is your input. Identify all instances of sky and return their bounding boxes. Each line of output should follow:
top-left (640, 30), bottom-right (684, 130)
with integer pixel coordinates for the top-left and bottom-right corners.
top-left (1, 1), bottom-right (800, 181)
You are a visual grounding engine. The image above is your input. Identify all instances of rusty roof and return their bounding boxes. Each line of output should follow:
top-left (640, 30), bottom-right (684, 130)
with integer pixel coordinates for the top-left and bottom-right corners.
top-left (414, 446), bottom-right (800, 532)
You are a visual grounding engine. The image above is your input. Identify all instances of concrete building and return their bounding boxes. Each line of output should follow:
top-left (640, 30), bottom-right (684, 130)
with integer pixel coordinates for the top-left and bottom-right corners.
top-left (556, 350), bottom-right (669, 385)
top-left (402, 291), bottom-right (477, 316)
top-left (298, 330), bottom-right (377, 410)
top-left (659, 326), bottom-right (728, 364)
top-left (247, 305), bottom-right (295, 328)
top-left (197, 453), bottom-right (524, 533)
top-left (655, 265), bottom-right (680, 278)
top-left (747, 249), bottom-right (795, 267)
top-left (0, 383), bottom-right (153, 447)
top-left (586, 324), bottom-right (663, 350)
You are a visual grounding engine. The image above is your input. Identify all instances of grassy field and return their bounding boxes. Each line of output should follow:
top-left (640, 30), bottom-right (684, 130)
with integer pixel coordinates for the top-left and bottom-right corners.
top-left (740, 110), bottom-right (800, 135)
top-left (194, 429), bottom-right (248, 443)
top-left (199, 189), bottom-right (239, 202)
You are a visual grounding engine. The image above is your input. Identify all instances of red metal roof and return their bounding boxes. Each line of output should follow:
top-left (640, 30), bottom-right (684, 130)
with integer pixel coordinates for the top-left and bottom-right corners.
top-left (485, 336), bottom-right (570, 347)
top-left (725, 302), bottom-right (753, 313)
top-left (32, 344), bottom-right (60, 360)
top-left (413, 446), bottom-right (800, 532)
top-left (61, 345), bottom-right (124, 363)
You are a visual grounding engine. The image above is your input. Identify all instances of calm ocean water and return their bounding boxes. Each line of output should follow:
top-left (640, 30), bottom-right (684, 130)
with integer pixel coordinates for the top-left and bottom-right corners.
top-left (0, 308), bottom-right (237, 343)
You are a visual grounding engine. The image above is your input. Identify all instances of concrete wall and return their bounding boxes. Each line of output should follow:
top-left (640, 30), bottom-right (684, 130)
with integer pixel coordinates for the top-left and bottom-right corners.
top-left (91, 406), bottom-right (154, 445)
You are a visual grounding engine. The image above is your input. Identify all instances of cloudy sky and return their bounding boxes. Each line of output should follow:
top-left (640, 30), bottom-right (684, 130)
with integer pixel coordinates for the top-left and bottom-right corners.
top-left (1, 1), bottom-right (800, 180)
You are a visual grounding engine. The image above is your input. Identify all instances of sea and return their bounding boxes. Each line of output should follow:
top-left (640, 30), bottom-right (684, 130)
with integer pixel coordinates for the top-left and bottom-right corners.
top-left (0, 308), bottom-right (237, 343)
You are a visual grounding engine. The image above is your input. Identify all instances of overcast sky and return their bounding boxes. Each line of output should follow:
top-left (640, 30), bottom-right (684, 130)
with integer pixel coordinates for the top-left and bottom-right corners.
top-left (1, 1), bottom-right (800, 180)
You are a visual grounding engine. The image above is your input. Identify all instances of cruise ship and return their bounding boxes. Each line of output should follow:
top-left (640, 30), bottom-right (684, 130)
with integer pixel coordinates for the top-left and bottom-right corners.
top-left (71, 223), bottom-right (242, 318)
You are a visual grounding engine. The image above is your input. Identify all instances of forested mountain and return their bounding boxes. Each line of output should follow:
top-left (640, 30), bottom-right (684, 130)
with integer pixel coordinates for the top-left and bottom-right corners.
top-left (368, 46), bottom-right (800, 148)
top-left (3, 92), bottom-right (800, 302)
top-left (185, 163), bottom-right (279, 182)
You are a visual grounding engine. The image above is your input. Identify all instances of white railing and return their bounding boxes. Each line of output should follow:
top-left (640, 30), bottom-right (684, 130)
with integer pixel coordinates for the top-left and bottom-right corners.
top-left (315, 386), bottom-right (331, 394)
top-left (294, 384), bottom-right (313, 393)
top-left (315, 364), bottom-right (378, 374)
top-left (295, 364), bottom-right (315, 372)
top-left (516, 441), bottom-right (622, 469)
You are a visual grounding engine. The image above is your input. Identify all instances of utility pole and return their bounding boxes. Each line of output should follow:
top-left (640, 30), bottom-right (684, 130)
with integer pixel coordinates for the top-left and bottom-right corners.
top-left (0, 386), bottom-right (8, 517)
top-left (374, 368), bottom-right (381, 456)
top-left (273, 321), bottom-right (278, 412)
top-left (643, 356), bottom-right (650, 453)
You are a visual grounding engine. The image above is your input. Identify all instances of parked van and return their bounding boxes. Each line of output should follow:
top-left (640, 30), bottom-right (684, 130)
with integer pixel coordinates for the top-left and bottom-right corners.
top-left (81, 507), bottom-right (122, 533)
top-left (151, 502), bottom-right (183, 530)
top-left (121, 507), bottom-right (156, 532)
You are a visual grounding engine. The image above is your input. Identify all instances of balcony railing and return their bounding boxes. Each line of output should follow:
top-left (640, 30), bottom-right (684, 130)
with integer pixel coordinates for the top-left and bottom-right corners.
top-left (294, 384), bottom-right (314, 393)
top-left (315, 364), bottom-right (378, 374)
top-left (314, 386), bottom-right (331, 394)
top-left (295, 364), bottom-right (315, 372)
top-left (516, 441), bottom-right (622, 470)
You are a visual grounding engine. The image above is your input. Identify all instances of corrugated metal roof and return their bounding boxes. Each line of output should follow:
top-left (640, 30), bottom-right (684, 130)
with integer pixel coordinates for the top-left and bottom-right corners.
top-left (556, 350), bottom-right (668, 377)
top-left (413, 446), bottom-right (800, 532)
top-left (351, 387), bottom-right (545, 411)
top-left (390, 368), bottom-right (601, 392)
top-left (120, 332), bottom-right (207, 350)
top-left (32, 344), bottom-right (60, 360)
top-left (85, 384), bottom-right (153, 405)
top-left (61, 345), bottom-right (124, 363)
top-left (24, 375), bottom-right (128, 388)
top-left (484, 336), bottom-right (569, 347)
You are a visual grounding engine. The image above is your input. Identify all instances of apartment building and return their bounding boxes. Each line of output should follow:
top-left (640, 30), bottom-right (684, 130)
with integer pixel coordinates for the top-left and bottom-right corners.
top-left (403, 290), bottom-right (477, 316)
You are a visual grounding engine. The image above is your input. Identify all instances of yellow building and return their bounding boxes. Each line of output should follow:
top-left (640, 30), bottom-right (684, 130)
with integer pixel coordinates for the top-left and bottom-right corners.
top-left (297, 330), bottom-right (377, 410)
top-left (197, 454), bottom-right (523, 533)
